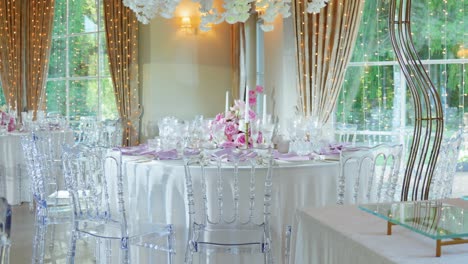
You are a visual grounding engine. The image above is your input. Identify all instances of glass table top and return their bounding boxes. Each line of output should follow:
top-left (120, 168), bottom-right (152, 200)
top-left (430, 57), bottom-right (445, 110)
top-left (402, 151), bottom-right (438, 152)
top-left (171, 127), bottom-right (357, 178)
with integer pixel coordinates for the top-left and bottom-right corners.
top-left (359, 201), bottom-right (468, 240)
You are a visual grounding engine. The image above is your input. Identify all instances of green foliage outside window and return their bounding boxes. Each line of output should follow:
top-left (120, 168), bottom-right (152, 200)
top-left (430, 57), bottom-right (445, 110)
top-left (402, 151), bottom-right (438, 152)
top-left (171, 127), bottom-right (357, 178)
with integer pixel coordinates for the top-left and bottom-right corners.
top-left (336, 0), bottom-right (467, 135)
top-left (46, 0), bottom-right (117, 122)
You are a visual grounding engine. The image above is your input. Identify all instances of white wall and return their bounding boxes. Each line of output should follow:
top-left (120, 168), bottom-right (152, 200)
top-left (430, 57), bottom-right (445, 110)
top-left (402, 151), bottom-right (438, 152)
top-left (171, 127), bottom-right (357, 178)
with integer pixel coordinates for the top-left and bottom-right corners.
top-left (138, 0), bottom-right (233, 141)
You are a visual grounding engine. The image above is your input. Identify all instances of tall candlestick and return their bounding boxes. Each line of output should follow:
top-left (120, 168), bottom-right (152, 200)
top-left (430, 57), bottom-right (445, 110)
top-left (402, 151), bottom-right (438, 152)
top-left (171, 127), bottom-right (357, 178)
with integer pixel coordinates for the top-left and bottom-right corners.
top-left (225, 91), bottom-right (229, 114)
top-left (262, 94), bottom-right (267, 124)
top-left (244, 87), bottom-right (249, 122)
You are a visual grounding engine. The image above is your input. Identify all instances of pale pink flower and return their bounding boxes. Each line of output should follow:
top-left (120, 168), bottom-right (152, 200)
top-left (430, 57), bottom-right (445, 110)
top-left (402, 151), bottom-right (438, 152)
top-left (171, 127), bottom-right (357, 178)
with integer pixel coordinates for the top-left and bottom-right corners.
top-left (257, 131), bottom-right (263, 144)
top-left (214, 113), bottom-right (224, 122)
top-left (256, 85), bottom-right (264, 93)
top-left (248, 110), bottom-right (257, 120)
top-left (231, 100), bottom-right (245, 113)
top-left (225, 111), bottom-right (236, 120)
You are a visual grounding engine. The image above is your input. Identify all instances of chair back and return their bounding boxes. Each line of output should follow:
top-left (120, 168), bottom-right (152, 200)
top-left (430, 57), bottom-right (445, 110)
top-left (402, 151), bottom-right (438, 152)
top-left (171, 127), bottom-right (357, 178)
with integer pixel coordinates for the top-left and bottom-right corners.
top-left (337, 144), bottom-right (403, 205)
top-left (98, 119), bottom-right (123, 148)
top-left (335, 123), bottom-right (357, 145)
top-left (0, 197), bottom-right (10, 264)
top-left (20, 133), bottom-right (58, 206)
top-left (62, 146), bottom-right (127, 232)
top-left (429, 131), bottom-right (463, 199)
top-left (183, 149), bottom-right (274, 227)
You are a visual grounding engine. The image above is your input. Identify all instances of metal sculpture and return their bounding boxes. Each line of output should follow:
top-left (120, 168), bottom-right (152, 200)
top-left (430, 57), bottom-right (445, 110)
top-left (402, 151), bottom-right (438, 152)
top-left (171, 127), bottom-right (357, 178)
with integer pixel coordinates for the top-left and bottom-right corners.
top-left (388, 0), bottom-right (444, 201)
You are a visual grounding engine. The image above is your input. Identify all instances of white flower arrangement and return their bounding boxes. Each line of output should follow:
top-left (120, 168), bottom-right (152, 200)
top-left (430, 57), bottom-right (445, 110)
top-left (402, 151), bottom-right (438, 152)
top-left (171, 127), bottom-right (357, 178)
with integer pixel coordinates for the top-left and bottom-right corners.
top-left (306, 0), bottom-right (329, 14)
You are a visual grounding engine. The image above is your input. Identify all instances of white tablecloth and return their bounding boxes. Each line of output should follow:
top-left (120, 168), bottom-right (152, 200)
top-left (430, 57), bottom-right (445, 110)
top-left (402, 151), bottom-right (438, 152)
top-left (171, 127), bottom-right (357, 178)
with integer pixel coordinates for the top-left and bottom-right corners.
top-left (292, 199), bottom-right (468, 264)
top-left (122, 157), bottom-right (340, 263)
top-left (0, 130), bottom-right (74, 205)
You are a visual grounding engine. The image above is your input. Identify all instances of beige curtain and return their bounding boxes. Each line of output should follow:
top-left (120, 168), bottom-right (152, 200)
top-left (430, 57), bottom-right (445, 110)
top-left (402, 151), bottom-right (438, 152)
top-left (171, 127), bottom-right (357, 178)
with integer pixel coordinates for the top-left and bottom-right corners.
top-left (104, 0), bottom-right (140, 146)
top-left (0, 0), bottom-right (23, 113)
top-left (25, 0), bottom-right (55, 112)
top-left (293, 0), bottom-right (364, 123)
top-left (231, 23), bottom-right (246, 101)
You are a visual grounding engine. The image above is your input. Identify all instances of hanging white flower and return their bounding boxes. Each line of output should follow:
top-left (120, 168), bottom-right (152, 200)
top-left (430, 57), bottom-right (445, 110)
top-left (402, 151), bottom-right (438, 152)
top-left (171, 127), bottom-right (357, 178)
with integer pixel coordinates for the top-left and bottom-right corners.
top-left (306, 0), bottom-right (329, 14)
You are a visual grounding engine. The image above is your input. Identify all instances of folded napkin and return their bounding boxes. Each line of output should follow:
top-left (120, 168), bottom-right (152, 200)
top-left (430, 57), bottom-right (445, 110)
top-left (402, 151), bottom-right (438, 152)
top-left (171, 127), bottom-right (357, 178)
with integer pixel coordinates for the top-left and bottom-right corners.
top-left (119, 145), bottom-right (180, 160)
top-left (119, 144), bottom-right (149, 155)
top-left (319, 143), bottom-right (350, 155)
top-left (212, 148), bottom-right (257, 162)
top-left (273, 151), bottom-right (315, 161)
top-left (154, 149), bottom-right (179, 160)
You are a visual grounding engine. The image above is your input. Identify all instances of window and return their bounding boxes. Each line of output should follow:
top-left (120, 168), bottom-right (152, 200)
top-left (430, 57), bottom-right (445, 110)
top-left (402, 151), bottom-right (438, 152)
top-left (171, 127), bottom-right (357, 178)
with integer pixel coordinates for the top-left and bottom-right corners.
top-left (46, 0), bottom-right (117, 122)
top-left (336, 0), bottom-right (467, 145)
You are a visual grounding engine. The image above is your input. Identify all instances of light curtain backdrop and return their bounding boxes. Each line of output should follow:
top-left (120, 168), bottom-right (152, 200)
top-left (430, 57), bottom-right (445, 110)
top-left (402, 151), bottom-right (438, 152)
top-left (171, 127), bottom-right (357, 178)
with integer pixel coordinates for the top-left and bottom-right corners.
top-left (293, 0), bottom-right (364, 123)
top-left (104, 0), bottom-right (140, 146)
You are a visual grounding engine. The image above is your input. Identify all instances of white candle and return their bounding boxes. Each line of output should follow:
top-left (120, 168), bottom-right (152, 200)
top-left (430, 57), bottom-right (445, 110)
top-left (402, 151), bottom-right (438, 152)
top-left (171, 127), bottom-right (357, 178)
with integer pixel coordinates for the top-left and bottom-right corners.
top-left (244, 87), bottom-right (249, 122)
top-left (225, 91), bottom-right (229, 114)
top-left (262, 94), bottom-right (267, 124)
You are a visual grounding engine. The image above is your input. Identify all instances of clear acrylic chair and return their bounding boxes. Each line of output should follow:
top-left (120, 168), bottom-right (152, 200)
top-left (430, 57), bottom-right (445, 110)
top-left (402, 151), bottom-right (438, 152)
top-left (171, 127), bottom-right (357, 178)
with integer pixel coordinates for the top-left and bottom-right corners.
top-left (429, 131), bottom-right (463, 200)
top-left (20, 132), bottom-right (72, 264)
top-left (337, 144), bottom-right (403, 205)
top-left (97, 119), bottom-right (123, 148)
top-left (183, 148), bottom-right (275, 263)
top-left (334, 123), bottom-right (357, 145)
top-left (0, 197), bottom-right (11, 264)
top-left (63, 146), bottom-right (175, 264)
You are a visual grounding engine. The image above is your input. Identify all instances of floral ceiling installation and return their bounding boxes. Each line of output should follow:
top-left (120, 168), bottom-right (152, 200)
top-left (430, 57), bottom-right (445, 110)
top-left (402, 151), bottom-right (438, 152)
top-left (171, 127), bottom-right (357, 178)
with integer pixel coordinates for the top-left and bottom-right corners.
top-left (123, 0), bottom-right (328, 31)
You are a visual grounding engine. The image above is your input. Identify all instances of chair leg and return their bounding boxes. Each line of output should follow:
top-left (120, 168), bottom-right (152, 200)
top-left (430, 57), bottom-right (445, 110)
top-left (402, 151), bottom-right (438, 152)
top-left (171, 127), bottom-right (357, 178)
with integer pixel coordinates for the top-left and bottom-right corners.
top-left (184, 242), bottom-right (193, 264)
top-left (120, 240), bottom-right (130, 264)
top-left (67, 230), bottom-right (78, 264)
top-left (284, 225), bottom-right (292, 264)
top-left (32, 217), bottom-right (47, 264)
top-left (167, 225), bottom-right (174, 264)
top-left (105, 239), bottom-right (112, 264)
top-left (48, 224), bottom-right (56, 257)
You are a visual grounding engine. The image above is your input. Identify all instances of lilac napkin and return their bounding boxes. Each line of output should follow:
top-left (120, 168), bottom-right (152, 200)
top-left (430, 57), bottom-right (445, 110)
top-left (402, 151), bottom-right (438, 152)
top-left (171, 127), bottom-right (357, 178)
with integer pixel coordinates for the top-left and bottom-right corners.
top-left (319, 143), bottom-right (350, 155)
top-left (273, 151), bottom-right (314, 161)
top-left (155, 149), bottom-right (179, 160)
top-left (119, 144), bottom-right (149, 155)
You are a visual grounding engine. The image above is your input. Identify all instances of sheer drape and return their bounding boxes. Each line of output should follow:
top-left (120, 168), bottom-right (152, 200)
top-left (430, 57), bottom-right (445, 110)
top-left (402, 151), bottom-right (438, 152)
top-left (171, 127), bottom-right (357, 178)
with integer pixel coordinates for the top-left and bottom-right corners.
top-left (231, 23), bottom-right (246, 101)
top-left (104, 0), bottom-right (140, 146)
top-left (293, 0), bottom-right (364, 123)
top-left (0, 0), bottom-right (23, 113)
top-left (25, 0), bottom-right (55, 112)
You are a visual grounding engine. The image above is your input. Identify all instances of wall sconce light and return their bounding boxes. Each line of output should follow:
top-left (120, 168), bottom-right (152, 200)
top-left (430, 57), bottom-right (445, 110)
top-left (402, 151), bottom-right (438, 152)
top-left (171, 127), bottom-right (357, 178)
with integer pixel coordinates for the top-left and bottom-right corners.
top-left (180, 16), bottom-right (193, 33)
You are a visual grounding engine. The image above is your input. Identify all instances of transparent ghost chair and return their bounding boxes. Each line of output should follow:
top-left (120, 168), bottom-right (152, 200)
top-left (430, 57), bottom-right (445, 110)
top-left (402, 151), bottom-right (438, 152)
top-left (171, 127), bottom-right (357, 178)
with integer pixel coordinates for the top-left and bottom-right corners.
top-left (20, 132), bottom-right (72, 264)
top-left (63, 146), bottom-right (175, 264)
top-left (0, 197), bottom-right (11, 264)
top-left (77, 116), bottom-right (99, 145)
top-left (183, 148), bottom-right (275, 263)
top-left (334, 123), bottom-right (357, 145)
top-left (429, 131), bottom-right (463, 200)
top-left (337, 144), bottom-right (403, 205)
top-left (97, 119), bottom-right (123, 148)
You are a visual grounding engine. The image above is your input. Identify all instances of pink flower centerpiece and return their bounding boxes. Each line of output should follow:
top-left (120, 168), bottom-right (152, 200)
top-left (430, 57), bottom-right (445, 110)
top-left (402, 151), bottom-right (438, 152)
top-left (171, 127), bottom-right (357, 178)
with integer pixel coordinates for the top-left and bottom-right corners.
top-left (211, 86), bottom-right (265, 148)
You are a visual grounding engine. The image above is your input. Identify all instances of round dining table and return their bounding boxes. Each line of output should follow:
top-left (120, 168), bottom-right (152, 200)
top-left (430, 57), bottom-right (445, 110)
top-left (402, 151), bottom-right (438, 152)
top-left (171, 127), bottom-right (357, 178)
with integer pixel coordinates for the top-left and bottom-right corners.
top-left (120, 154), bottom-right (340, 263)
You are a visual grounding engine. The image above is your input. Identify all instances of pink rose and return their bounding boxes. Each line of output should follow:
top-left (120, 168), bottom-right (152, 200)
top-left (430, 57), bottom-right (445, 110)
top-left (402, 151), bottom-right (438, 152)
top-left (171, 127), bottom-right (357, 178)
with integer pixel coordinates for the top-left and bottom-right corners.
top-left (235, 133), bottom-right (246, 145)
top-left (7, 117), bottom-right (15, 132)
top-left (249, 96), bottom-right (257, 105)
top-left (224, 122), bottom-right (238, 136)
top-left (249, 90), bottom-right (256, 98)
top-left (256, 85), bottom-right (264, 93)
top-left (248, 110), bottom-right (257, 120)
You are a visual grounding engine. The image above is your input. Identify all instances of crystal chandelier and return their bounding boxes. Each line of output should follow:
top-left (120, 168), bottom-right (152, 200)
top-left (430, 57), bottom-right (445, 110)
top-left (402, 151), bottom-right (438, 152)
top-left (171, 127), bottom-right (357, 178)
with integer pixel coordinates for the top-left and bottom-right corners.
top-left (123, 0), bottom-right (329, 31)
